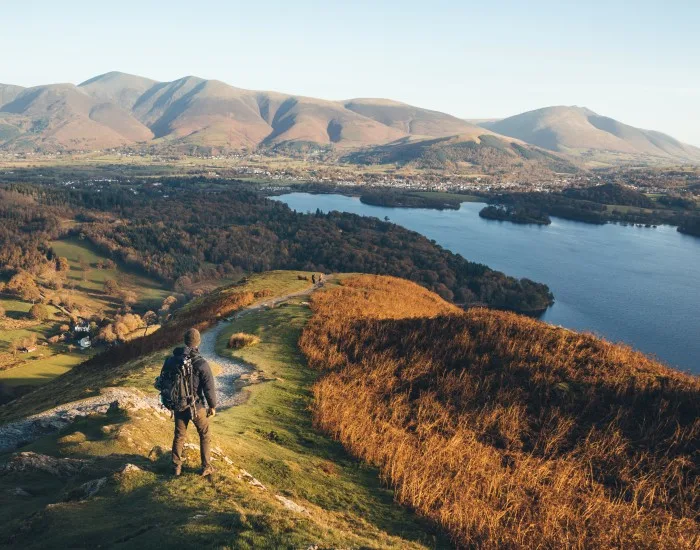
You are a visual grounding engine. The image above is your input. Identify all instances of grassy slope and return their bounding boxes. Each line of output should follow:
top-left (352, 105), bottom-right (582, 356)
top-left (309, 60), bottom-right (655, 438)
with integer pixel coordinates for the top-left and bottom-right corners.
top-left (50, 237), bottom-right (169, 309)
top-left (0, 238), bottom-right (168, 389)
top-left (0, 271), bottom-right (442, 548)
top-left (299, 275), bottom-right (700, 549)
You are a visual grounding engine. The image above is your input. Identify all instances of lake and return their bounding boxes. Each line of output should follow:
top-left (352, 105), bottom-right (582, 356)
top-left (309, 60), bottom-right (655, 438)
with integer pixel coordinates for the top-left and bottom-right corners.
top-left (275, 193), bottom-right (700, 374)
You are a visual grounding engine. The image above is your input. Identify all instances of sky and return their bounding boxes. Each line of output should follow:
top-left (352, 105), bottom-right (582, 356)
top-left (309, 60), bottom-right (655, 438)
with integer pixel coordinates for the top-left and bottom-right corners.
top-left (2, 0), bottom-right (699, 145)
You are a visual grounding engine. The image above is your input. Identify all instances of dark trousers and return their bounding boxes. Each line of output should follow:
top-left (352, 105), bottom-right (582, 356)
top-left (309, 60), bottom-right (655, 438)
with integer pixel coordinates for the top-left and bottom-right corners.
top-left (172, 407), bottom-right (211, 468)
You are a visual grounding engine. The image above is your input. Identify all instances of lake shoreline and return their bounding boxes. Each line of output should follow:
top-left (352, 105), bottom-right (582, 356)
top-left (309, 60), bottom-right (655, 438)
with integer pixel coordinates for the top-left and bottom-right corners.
top-left (275, 192), bottom-right (700, 373)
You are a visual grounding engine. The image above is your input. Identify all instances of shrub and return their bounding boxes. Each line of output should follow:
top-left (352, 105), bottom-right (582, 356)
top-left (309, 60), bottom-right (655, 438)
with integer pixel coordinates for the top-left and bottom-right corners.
top-left (28, 303), bottom-right (50, 321)
top-left (227, 332), bottom-right (260, 349)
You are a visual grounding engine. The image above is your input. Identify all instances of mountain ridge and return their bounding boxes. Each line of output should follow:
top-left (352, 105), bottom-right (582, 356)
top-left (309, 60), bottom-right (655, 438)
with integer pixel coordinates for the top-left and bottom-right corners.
top-left (0, 72), bottom-right (698, 165)
top-left (481, 105), bottom-right (700, 162)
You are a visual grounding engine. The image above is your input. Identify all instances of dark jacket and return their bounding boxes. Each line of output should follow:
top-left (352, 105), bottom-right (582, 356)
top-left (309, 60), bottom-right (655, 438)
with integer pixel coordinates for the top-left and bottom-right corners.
top-left (163, 346), bottom-right (217, 409)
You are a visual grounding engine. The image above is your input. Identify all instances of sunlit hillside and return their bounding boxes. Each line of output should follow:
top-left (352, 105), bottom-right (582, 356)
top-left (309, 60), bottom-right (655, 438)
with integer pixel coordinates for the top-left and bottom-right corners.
top-left (300, 275), bottom-right (700, 548)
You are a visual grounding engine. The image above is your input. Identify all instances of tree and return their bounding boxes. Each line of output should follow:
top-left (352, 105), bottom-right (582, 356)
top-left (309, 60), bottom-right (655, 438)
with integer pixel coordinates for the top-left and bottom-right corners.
top-left (7, 271), bottom-right (42, 302)
top-left (120, 290), bottom-right (138, 309)
top-left (56, 257), bottom-right (70, 272)
top-left (103, 279), bottom-right (120, 296)
top-left (29, 303), bottom-right (50, 321)
top-left (142, 310), bottom-right (158, 336)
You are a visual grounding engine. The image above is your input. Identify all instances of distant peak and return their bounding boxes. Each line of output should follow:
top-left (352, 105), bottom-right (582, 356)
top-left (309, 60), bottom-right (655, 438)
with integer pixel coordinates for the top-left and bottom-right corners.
top-left (79, 71), bottom-right (157, 87)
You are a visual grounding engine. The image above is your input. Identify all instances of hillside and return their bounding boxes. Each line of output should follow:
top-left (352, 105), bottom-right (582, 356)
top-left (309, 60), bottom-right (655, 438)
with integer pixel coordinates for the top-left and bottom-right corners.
top-left (343, 98), bottom-right (485, 138)
top-left (0, 272), bottom-right (446, 548)
top-left (0, 83), bottom-right (153, 150)
top-left (345, 133), bottom-right (579, 173)
top-left (1, 272), bottom-right (698, 547)
top-left (482, 106), bottom-right (700, 164)
top-left (300, 275), bottom-right (700, 548)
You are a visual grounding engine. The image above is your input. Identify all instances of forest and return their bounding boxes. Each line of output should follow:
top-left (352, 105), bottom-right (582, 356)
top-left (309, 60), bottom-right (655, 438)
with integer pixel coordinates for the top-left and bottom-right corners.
top-left (479, 204), bottom-right (551, 225)
top-left (490, 183), bottom-right (700, 228)
top-left (359, 190), bottom-right (462, 210)
top-left (0, 178), bottom-right (554, 314)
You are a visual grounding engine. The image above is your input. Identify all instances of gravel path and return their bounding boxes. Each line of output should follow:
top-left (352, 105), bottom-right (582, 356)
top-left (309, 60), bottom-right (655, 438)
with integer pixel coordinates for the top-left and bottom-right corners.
top-left (200, 282), bottom-right (319, 409)
top-left (0, 283), bottom-right (320, 453)
top-left (198, 322), bottom-right (251, 409)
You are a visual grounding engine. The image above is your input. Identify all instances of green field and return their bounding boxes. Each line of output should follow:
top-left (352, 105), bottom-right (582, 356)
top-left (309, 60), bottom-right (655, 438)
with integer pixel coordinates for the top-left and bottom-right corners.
top-left (0, 352), bottom-right (86, 387)
top-left (50, 237), bottom-right (170, 310)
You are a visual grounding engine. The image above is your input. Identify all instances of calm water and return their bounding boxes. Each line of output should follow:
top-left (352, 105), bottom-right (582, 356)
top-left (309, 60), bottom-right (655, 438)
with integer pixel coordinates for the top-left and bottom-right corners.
top-left (275, 193), bottom-right (700, 373)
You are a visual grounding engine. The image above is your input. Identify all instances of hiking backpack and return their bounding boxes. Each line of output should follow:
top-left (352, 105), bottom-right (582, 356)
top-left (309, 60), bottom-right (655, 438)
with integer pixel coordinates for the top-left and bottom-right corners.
top-left (155, 352), bottom-right (197, 415)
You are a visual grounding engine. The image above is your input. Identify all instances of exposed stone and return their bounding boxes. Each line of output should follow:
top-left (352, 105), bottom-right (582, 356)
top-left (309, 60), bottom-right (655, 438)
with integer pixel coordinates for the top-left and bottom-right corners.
top-left (2, 452), bottom-right (90, 477)
top-left (76, 477), bottom-right (107, 500)
top-left (0, 388), bottom-right (160, 453)
top-left (275, 495), bottom-right (308, 514)
top-left (119, 463), bottom-right (143, 474)
top-left (238, 469), bottom-right (266, 490)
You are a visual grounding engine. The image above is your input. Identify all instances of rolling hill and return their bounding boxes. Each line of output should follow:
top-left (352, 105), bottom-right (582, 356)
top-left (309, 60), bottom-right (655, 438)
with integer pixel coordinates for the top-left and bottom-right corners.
top-left (1, 73), bottom-right (698, 166)
top-left (481, 106), bottom-right (700, 163)
top-left (2, 272), bottom-right (696, 547)
top-left (300, 275), bottom-right (700, 548)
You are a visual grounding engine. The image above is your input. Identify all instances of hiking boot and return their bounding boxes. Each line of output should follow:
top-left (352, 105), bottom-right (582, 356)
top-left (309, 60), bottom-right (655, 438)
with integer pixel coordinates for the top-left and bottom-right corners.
top-left (174, 464), bottom-right (182, 476)
top-left (201, 465), bottom-right (215, 477)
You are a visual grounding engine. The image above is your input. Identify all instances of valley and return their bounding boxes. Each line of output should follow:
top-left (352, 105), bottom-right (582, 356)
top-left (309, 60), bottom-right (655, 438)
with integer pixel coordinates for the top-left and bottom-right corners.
top-left (3, 4), bottom-right (699, 548)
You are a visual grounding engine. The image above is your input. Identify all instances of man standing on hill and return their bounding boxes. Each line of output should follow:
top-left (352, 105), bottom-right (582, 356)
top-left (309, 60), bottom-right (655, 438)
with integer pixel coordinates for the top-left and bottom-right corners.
top-left (160, 328), bottom-right (217, 477)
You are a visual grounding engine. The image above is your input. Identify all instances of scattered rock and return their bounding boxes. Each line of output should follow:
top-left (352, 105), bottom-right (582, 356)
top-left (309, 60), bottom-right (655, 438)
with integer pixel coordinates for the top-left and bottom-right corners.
top-left (212, 448), bottom-right (234, 466)
top-left (101, 424), bottom-right (118, 435)
top-left (238, 469), bottom-right (266, 490)
top-left (119, 463), bottom-right (143, 475)
top-left (190, 513), bottom-right (207, 520)
top-left (2, 452), bottom-right (90, 477)
top-left (275, 495), bottom-right (308, 514)
top-left (71, 477), bottom-right (107, 500)
top-left (0, 388), bottom-right (160, 453)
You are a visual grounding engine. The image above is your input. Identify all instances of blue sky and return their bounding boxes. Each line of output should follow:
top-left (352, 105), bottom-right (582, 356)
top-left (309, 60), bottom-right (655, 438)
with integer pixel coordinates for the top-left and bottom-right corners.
top-left (3, 0), bottom-right (699, 145)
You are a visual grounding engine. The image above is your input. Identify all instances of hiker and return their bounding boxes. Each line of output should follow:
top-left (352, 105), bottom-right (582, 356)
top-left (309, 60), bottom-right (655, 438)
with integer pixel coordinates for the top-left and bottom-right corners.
top-left (156, 328), bottom-right (217, 476)
top-left (312, 274), bottom-right (316, 284)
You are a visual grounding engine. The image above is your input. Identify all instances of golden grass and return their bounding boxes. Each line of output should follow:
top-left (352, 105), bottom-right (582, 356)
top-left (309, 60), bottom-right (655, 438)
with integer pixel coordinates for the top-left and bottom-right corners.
top-left (299, 275), bottom-right (700, 549)
top-left (227, 332), bottom-right (260, 349)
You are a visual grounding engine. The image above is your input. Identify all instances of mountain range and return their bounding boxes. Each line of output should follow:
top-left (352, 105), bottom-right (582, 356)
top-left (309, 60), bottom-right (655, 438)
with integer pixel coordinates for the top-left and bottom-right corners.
top-left (1, 71), bottom-right (699, 166)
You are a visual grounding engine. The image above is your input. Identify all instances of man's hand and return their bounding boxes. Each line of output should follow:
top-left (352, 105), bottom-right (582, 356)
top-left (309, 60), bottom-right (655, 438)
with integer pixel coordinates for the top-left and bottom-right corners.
top-left (207, 408), bottom-right (216, 418)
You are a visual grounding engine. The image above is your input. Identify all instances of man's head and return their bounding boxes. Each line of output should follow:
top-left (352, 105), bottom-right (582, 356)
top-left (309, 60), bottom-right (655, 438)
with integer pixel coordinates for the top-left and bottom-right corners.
top-left (184, 328), bottom-right (201, 348)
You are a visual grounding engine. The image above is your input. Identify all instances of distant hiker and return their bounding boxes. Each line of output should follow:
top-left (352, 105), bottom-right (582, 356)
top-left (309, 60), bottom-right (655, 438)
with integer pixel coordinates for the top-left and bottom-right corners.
top-left (155, 328), bottom-right (217, 476)
top-left (312, 274), bottom-right (316, 284)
